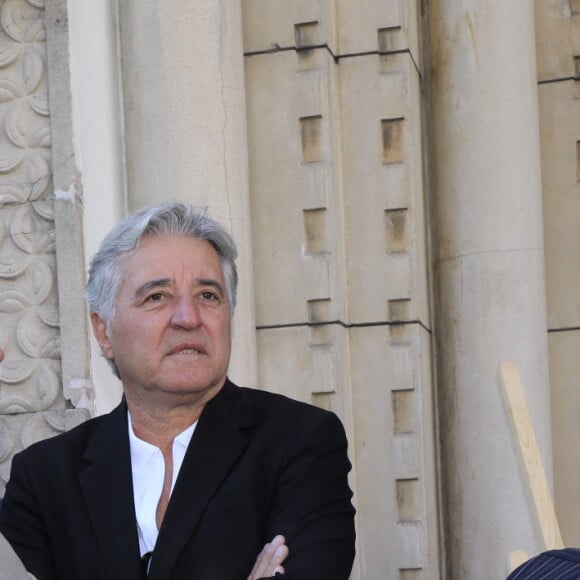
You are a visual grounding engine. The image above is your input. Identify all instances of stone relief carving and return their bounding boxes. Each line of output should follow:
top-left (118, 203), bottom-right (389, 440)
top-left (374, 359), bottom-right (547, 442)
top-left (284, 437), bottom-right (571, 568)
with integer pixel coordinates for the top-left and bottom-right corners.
top-left (0, 0), bottom-right (88, 495)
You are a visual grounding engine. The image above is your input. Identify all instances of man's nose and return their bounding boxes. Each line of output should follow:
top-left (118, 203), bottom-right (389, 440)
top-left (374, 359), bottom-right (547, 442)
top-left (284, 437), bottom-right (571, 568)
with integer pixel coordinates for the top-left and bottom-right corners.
top-left (170, 296), bottom-right (202, 329)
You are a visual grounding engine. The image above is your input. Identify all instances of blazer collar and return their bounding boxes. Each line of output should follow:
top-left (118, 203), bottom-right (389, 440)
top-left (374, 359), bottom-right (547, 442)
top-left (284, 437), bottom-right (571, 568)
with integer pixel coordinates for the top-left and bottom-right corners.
top-left (78, 399), bottom-right (143, 579)
top-left (148, 379), bottom-right (255, 579)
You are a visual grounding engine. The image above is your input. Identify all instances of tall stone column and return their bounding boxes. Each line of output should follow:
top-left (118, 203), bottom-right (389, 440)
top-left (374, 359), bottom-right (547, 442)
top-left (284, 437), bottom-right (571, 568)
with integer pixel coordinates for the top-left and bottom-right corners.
top-left (117, 1), bottom-right (257, 385)
top-left (429, 1), bottom-right (552, 577)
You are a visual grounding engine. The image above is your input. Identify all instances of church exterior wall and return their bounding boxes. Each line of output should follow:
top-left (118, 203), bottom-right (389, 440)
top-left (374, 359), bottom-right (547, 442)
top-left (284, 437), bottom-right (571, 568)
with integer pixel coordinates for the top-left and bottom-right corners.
top-left (0, 1), bottom-right (577, 578)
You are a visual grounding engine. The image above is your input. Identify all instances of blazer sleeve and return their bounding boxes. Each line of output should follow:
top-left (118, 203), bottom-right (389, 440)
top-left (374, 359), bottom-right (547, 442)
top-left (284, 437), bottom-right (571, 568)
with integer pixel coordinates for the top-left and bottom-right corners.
top-left (0, 451), bottom-right (56, 580)
top-left (263, 408), bottom-right (356, 580)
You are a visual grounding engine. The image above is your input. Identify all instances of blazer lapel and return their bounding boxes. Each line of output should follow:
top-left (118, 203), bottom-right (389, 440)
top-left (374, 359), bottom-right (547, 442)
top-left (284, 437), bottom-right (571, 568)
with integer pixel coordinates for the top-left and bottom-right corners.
top-left (78, 401), bottom-right (143, 580)
top-left (148, 381), bottom-right (254, 580)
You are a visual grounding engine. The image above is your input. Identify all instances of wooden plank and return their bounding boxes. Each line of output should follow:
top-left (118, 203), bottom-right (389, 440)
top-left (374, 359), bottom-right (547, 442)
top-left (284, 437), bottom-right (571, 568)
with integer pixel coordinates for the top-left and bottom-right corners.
top-left (499, 361), bottom-right (563, 552)
top-left (508, 550), bottom-right (529, 574)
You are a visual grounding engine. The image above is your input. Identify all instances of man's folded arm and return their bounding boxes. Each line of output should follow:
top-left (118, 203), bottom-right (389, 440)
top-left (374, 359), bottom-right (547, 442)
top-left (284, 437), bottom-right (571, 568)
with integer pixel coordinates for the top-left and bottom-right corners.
top-left (263, 409), bottom-right (356, 580)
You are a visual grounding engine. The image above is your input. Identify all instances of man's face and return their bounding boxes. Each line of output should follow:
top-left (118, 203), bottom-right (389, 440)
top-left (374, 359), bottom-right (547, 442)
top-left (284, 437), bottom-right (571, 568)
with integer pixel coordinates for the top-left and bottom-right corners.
top-left (91, 235), bottom-right (232, 405)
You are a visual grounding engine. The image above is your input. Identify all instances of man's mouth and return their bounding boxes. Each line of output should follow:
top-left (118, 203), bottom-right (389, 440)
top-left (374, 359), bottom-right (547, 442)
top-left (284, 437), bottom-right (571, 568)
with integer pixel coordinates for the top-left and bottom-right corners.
top-left (168, 344), bottom-right (206, 356)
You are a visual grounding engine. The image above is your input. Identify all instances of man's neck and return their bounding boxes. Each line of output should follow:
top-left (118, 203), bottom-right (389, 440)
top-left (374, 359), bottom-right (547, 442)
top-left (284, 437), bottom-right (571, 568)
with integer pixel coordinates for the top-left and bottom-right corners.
top-left (123, 380), bottom-right (225, 448)
top-left (126, 397), bottom-right (203, 449)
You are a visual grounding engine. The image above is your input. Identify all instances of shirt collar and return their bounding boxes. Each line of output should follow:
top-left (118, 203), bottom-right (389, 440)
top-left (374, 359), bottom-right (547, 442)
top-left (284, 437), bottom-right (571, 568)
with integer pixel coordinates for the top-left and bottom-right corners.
top-left (127, 412), bottom-right (197, 469)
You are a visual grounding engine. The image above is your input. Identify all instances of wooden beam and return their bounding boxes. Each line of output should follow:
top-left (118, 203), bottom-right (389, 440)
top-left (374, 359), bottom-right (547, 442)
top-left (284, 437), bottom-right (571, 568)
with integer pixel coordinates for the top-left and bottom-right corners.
top-left (499, 361), bottom-right (563, 553)
top-left (508, 550), bottom-right (529, 573)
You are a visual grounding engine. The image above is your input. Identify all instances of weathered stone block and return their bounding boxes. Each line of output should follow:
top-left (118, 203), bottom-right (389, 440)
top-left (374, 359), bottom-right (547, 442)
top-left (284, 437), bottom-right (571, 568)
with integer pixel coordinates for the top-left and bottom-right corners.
top-left (539, 81), bottom-right (580, 328)
top-left (535, 0), bottom-right (580, 81)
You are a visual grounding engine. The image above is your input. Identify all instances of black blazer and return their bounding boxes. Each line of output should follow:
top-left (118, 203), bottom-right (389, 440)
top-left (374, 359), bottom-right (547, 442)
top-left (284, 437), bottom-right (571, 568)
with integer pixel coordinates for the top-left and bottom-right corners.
top-left (0, 380), bottom-right (355, 580)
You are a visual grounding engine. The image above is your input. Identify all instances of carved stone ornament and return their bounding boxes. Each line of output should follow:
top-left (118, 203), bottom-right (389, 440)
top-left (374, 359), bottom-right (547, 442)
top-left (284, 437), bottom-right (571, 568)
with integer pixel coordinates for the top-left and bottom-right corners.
top-left (0, 0), bottom-right (83, 496)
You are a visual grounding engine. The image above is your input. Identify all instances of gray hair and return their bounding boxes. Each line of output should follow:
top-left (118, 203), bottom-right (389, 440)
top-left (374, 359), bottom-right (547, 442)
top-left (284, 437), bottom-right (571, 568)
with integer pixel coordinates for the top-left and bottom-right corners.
top-left (86, 202), bottom-right (238, 326)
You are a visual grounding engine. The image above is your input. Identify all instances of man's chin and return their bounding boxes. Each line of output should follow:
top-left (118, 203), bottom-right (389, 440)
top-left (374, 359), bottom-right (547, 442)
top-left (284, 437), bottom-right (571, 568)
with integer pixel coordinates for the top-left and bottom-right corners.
top-left (156, 378), bottom-right (226, 398)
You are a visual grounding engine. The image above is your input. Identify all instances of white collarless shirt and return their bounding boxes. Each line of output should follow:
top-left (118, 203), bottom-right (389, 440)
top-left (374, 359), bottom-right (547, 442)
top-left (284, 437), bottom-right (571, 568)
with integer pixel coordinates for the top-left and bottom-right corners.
top-left (128, 414), bottom-right (197, 556)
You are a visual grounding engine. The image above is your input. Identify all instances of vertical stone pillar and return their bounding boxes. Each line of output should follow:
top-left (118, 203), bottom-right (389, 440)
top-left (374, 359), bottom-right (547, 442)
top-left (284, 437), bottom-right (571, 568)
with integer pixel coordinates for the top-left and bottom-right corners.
top-left (429, 1), bottom-right (552, 576)
top-left (117, 1), bottom-right (257, 384)
top-left (66, 0), bottom-right (126, 414)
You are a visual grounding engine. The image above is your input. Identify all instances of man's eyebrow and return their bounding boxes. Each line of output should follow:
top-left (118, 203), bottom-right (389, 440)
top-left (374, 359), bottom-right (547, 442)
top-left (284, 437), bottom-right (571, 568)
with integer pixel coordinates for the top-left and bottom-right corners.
top-left (197, 278), bottom-right (226, 295)
top-left (134, 278), bottom-right (173, 299)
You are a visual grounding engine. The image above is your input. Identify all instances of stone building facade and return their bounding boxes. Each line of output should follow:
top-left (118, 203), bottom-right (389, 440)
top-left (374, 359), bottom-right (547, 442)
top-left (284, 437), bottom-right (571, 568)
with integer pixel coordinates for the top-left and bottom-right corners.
top-left (0, 1), bottom-right (578, 579)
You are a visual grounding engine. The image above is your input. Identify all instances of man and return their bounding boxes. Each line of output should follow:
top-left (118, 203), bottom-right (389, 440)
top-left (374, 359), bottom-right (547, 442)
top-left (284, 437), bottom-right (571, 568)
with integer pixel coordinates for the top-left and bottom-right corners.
top-left (506, 549), bottom-right (580, 579)
top-left (0, 203), bottom-right (356, 579)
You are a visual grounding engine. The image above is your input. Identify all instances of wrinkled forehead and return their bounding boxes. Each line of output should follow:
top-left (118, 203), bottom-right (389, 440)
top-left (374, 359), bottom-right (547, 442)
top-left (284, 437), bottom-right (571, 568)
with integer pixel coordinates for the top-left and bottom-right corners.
top-left (118, 234), bottom-right (224, 284)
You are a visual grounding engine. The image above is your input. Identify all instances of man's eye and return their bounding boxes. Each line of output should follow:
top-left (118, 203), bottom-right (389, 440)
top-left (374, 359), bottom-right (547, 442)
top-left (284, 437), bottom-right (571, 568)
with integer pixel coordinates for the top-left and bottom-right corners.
top-left (200, 291), bottom-right (218, 301)
top-left (147, 293), bottom-right (165, 302)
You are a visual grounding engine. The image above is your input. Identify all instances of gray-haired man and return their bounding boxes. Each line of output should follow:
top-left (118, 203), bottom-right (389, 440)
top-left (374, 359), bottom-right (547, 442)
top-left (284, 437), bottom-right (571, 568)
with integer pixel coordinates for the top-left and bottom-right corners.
top-left (0, 203), bottom-right (355, 580)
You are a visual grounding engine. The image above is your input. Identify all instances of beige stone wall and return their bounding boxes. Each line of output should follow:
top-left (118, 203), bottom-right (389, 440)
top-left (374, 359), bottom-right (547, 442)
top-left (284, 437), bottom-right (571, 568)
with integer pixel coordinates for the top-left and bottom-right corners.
top-left (243, 2), bottom-right (439, 578)
top-left (0, 0), bottom-right (578, 578)
top-left (535, 0), bottom-right (580, 546)
top-left (429, 1), bottom-right (553, 576)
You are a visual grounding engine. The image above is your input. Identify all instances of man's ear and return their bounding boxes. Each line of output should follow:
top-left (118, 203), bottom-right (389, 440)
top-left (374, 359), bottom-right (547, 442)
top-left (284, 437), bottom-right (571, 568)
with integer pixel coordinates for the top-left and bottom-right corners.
top-left (90, 312), bottom-right (114, 360)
